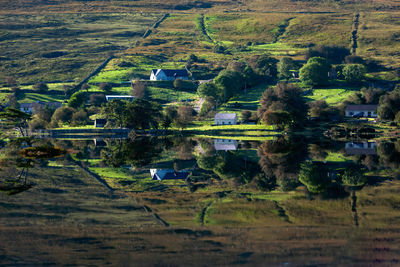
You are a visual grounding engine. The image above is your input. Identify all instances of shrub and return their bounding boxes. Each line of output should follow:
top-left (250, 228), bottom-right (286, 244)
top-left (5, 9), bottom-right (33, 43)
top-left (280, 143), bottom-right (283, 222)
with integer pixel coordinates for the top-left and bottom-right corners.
top-left (33, 82), bottom-right (48, 92)
top-left (99, 83), bottom-right (112, 93)
top-left (342, 64), bottom-right (366, 84)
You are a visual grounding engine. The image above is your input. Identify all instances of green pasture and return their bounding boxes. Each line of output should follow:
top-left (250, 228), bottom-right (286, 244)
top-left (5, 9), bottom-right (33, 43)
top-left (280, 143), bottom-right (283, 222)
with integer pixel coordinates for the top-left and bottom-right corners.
top-left (306, 88), bottom-right (356, 106)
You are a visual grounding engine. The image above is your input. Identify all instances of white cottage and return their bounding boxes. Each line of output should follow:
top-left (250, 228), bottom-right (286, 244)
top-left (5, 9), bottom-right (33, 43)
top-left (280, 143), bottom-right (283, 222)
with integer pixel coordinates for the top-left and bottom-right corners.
top-left (150, 69), bottom-right (189, 81)
top-left (214, 113), bottom-right (237, 125)
top-left (345, 105), bottom-right (378, 118)
top-left (105, 95), bottom-right (135, 102)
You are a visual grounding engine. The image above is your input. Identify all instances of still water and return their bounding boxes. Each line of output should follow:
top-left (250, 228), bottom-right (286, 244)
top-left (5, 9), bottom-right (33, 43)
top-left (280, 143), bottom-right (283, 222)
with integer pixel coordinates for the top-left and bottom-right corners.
top-left (1, 136), bottom-right (400, 266)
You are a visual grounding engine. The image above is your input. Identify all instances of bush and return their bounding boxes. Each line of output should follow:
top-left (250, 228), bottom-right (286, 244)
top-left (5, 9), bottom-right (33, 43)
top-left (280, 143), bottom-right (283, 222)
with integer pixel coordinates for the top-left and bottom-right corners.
top-left (342, 64), bottom-right (366, 84)
top-left (71, 110), bottom-right (89, 126)
top-left (99, 83), bottom-right (112, 93)
top-left (89, 94), bottom-right (106, 107)
top-left (68, 91), bottom-right (88, 108)
top-left (50, 106), bottom-right (75, 127)
top-left (33, 82), bottom-right (48, 92)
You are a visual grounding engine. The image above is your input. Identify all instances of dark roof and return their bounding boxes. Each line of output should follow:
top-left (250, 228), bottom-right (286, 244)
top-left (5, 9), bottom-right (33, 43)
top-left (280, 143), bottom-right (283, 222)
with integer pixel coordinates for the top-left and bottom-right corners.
top-left (215, 113), bottom-right (237, 120)
top-left (346, 105), bottom-right (378, 111)
top-left (153, 69), bottom-right (189, 78)
top-left (152, 170), bottom-right (189, 180)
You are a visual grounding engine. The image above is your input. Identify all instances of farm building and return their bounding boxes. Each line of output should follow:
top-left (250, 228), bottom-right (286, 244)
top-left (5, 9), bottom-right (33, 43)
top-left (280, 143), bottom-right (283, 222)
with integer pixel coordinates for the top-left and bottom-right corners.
top-left (345, 105), bottom-right (378, 118)
top-left (105, 95), bottom-right (135, 102)
top-left (19, 101), bottom-right (62, 114)
top-left (150, 69), bottom-right (189, 81)
top-left (150, 169), bottom-right (189, 181)
top-left (214, 113), bottom-right (238, 125)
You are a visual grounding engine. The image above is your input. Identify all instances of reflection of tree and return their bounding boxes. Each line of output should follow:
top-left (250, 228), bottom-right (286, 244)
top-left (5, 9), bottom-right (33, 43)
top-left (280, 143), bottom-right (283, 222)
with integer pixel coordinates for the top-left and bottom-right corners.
top-left (196, 151), bottom-right (260, 186)
top-left (257, 136), bottom-right (307, 191)
top-left (340, 165), bottom-right (367, 227)
top-left (377, 141), bottom-right (400, 169)
top-left (299, 161), bottom-right (331, 193)
top-left (0, 159), bottom-right (33, 195)
top-left (101, 137), bottom-right (164, 168)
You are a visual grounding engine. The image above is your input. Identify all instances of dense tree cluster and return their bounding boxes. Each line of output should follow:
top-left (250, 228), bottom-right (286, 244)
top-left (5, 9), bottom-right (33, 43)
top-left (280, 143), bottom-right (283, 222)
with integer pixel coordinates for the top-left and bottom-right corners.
top-left (306, 45), bottom-right (350, 64)
top-left (377, 90), bottom-right (400, 120)
top-left (258, 82), bottom-right (308, 128)
top-left (299, 57), bottom-right (330, 86)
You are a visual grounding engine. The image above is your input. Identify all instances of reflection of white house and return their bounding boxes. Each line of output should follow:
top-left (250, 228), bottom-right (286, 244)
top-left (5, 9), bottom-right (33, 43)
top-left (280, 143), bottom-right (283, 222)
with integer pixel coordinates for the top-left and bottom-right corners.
top-left (214, 139), bottom-right (239, 151)
top-left (345, 105), bottom-right (378, 118)
top-left (93, 138), bottom-right (107, 147)
top-left (150, 69), bottom-right (189, 81)
top-left (105, 95), bottom-right (135, 102)
top-left (19, 101), bottom-right (62, 114)
top-left (214, 113), bottom-right (237, 125)
top-left (150, 169), bottom-right (189, 181)
top-left (94, 118), bottom-right (107, 128)
top-left (345, 141), bottom-right (377, 155)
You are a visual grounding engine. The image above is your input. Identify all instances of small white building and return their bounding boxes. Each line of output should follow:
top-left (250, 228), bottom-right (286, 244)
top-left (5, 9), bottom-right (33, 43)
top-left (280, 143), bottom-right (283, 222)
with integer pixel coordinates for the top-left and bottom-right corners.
top-left (214, 113), bottom-right (238, 125)
top-left (214, 139), bottom-right (239, 151)
top-left (150, 69), bottom-right (189, 81)
top-left (105, 95), bottom-right (135, 102)
top-left (345, 105), bottom-right (378, 118)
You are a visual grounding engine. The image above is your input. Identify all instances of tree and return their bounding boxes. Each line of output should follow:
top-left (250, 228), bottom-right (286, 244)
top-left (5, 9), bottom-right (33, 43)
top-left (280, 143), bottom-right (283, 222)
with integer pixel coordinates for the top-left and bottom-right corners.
top-left (0, 108), bottom-right (31, 136)
top-left (68, 91), bottom-right (87, 108)
top-left (176, 105), bottom-right (194, 129)
top-left (299, 161), bottom-right (330, 193)
top-left (99, 83), bottom-right (112, 93)
top-left (197, 82), bottom-right (219, 99)
top-left (341, 166), bottom-right (367, 187)
top-left (102, 100), bottom-right (127, 128)
top-left (89, 94), bottom-right (106, 107)
top-left (242, 65), bottom-right (259, 88)
top-left (258, 82), bottom-right (308, 128)
top-left (124, 99), bottom-right (161, 130)
top-left (131, 81), bottom-right (148, 99)
top-left (300, 62), bottom-right (328, 86)
top-left (34, 104), bottom-right (55, 123)
top-left (361, 87), bottom-right (384, 104)
top-left (71, 110), bottom-right (89, 126)
top-left (278, 57), bottom-right (295, 80)
top-left (50, 106), bottom-right (75, 127)
top-left (378, 90), bottom-right (400, 120)
top-left (161, 105), bottom-right (177, 130)
top-left (63, 85), bottom-right (74, 97)
top-left (214, 70), bottom-right (244, 101)
top-left (342, 64), bottom-right (366, 84)
top-left (306, 45), bottom-right (350, 64)
top-left (250, 54), bottom-right (278, 79)
top-left (241, 110), bottom-right (252, 122)
top-left (33, 82), bottom-right (48, 93)
top-left (81, 83), bottom-right (90, 92)
top-left (173, 79), bottom-right (184, 89)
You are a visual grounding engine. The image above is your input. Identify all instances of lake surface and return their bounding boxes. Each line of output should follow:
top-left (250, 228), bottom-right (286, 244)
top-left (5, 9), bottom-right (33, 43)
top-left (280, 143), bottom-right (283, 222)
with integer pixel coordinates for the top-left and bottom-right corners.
top-left (1, 135), bottom-right (400, 266)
